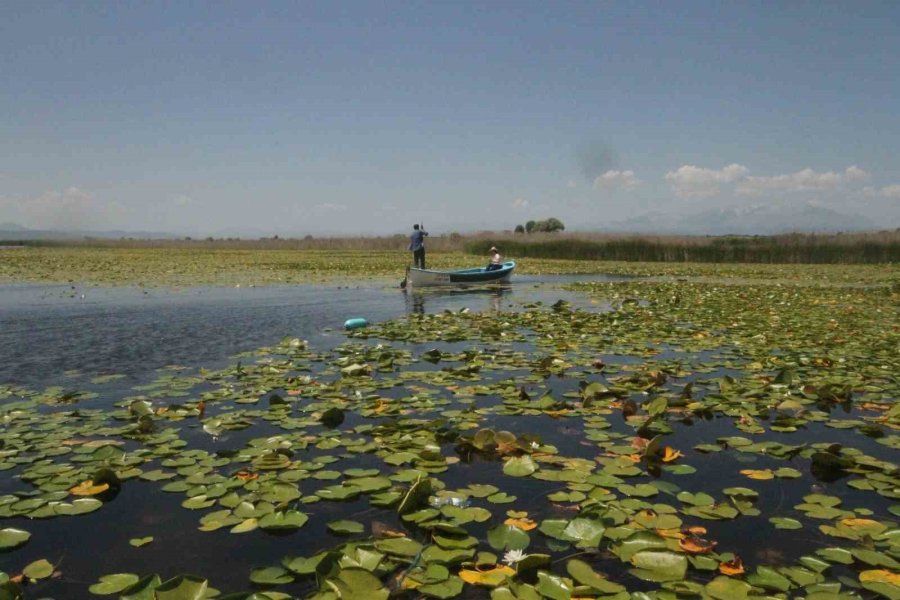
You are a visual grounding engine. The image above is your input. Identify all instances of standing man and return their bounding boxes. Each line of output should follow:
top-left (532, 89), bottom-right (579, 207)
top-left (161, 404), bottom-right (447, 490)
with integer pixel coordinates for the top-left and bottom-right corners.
top-left (409, 224), bottom-right (428, 269)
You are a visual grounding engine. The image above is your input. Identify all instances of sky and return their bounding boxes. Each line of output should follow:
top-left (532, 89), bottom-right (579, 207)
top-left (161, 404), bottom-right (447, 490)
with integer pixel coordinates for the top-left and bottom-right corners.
top-left (1, 1), bottom-right (899, 235)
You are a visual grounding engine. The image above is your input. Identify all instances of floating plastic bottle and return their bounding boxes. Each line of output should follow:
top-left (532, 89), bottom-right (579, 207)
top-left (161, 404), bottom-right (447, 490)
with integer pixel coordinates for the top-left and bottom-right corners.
top-left (344, 318), bottom-right (369, 330)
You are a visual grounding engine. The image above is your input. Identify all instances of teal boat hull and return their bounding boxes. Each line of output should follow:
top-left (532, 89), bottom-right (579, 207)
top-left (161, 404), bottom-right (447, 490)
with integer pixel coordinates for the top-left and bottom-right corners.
top-left (407, 261), bottom-right (516, 287)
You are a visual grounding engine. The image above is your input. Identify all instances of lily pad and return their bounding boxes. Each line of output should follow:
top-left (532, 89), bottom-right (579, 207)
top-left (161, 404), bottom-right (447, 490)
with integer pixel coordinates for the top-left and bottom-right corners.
top-left (0, 528), bottom-right (30, 551)
top-left (89, 573), bottom-right (141, 595)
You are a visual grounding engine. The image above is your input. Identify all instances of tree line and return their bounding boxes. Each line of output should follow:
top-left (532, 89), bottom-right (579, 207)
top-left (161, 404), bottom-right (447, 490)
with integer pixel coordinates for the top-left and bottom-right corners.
top-left (514, 218), bottom-right (565, 234)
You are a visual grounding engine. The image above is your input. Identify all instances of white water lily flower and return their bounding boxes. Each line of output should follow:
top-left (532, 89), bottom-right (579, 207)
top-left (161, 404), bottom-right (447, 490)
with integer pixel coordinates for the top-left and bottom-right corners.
top-left (502, 549), bottom-right (526, 565)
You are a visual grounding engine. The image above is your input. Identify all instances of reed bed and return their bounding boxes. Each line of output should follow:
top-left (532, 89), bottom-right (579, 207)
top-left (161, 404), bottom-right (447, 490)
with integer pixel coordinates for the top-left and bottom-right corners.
top-left (3, 229), bottom-right (899, 263)
top-left (465, 231), bottom-right (900, 264)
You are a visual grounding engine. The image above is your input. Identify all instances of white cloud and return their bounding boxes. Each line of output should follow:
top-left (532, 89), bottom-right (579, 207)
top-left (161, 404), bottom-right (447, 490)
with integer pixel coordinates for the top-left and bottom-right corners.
top-left (314, 202), bottom-right (347, 211)
top-left (844, 165), bottom-right (869, 182)
top-left (593, 170), bottom-right (640, 191)
top-left (664, 164), bottom-right (749, 198)
top-left (511, 198), bottom-right (529, 209)
top-left (881, 184), bottom-right (900, 198)
top-left (864, 184), bottom-right (900, 199)
top-left (0, 187), bottom-right (125, 230)
top-left (665, 164), bottom-right (871, 198)
top-left (735, 166), bottom-right (869, 196)
top-left (173, 194), bottom-right (193, 206)
top-left (566, 180), bottom-right (577, 189)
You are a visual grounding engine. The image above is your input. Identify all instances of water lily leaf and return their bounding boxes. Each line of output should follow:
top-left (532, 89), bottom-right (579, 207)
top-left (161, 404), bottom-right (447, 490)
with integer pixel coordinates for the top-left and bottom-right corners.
top-left (463, 484), bottom-right (499, 498)
top-left (535, 570), bottom-right (573, 600)
top-left (859, 569), bottom-right (900, 599)
top-left (395, 476), bottom-right (432, 515)
top-left (182, 495), bottom-right (215, 510)
top-left (614, 531), bottom-right (668, 561)
top-left (487, 525), bottom-right (530, 551)
top-left (119, 574), bottom-right (162, 600)
top-left (327, 519), bottom-right (364, 534)
top-left (677, 491), bottom-right (714, 506)
top-left (349, 476), bottom-right (391, 492)
top-left (816, 547), bottom-right (854, 565)
top-left (705, 575), bottom-right (754, 599)
top-left (154, 575), bottom-right (208, 600)
top-left (282, 552), bottom-right (334, 576)
top-left (566, 559), bottom-right (625, 593)
top-left (561, 518), bottom-right (605, 546)
top-left (770, 517), bottom-right (803, 530)
top-left (230, 518), bottom-right (258, 534)
top-left (722, 487), bottom-right (758, 499)
top-left (852, 549), bottom-right (900, 570)
top-left (421, 545), bottom-right (475, 565)
top-left (249, 566), bottom-right (293, 585)
top-left (258, 510), bottom-right (308, 531)
top-left (503, 456), bottom-right (537, 477)
top-left (331, 567), bottom-right (389, 600)
top-left (619, 483), bottom-right (658, 498)
top-left (678, 535), bottom-right (717, 554)
top-left (747, 566), bottom-right (792, 592)
top-left (486, 492), bottom-right (517, 504)
top-left (417, 575), bottom-right (463, 599)
top-left (69, 479), bottom-right (110, 496)
top-left (252, 452), bottom-right (291, 471)
top-left (68, 498), bottom-right (103, 515)
top-left (773, 467), bottom-right (802, 478)
top-left (23, 559), bottom-right (54, 580)
top-left (89, 573), bottom-right (141, 595)
top-left (629, 551), bottom-right (688, 582)
top-left (458, 565), bottom-right (514, 587)
top-left (514, 553), bottom-right (551, 574)
top-left (504, 517), bottom-right (537, 531)
top-left (375, 537), bottom-right (422, 558)
top-left (719, 557), bottom-right (745, 576)
top-left (128, 536), bottom-right (154, 547)
top-left (0, 528), bottom-right (30, 550)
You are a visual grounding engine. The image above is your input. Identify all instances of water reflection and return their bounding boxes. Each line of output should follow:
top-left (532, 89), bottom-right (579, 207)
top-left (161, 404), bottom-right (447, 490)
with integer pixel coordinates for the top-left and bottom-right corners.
top-left (403, 285), bottom-right (510, 314)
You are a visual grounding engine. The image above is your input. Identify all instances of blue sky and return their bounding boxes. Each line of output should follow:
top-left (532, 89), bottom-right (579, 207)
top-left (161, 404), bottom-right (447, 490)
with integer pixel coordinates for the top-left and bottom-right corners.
top-left (2, 1), bottom-right (898, 234)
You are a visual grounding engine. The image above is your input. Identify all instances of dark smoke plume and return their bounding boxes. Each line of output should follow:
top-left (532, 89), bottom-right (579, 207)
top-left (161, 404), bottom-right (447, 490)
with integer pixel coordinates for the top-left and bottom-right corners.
top-left (576, 140), bottom-right (618, 181)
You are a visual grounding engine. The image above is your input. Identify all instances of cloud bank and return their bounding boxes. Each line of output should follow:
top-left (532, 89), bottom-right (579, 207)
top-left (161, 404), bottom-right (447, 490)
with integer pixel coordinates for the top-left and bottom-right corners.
top-left (593, 170), bottom-right (641, 191)
top-left (664, 164), bottom-right (871, 199)
top-left (0, 187), bottom-right (125, 230)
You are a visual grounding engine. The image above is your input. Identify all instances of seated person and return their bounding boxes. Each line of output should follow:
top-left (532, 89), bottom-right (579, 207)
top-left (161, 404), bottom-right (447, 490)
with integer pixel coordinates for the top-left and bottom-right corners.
top-left (486, 247), bottom-right (503, 271)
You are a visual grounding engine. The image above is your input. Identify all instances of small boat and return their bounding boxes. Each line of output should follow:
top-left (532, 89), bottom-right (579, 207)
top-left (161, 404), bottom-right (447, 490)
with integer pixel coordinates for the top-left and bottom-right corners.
top-left (405, 261), bottom-right (516, 287)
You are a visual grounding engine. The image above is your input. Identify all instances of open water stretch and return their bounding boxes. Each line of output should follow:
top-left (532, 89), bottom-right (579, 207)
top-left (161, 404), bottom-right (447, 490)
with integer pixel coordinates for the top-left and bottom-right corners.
top-left (0, 273), bottom-right (897, 600)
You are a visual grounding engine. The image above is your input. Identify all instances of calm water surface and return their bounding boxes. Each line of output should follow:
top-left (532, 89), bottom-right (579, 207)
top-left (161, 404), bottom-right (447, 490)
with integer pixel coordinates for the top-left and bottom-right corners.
top-left (0, 275), bottom-right (623, 389)
top-left (0, 275), bottom-right (889, 599)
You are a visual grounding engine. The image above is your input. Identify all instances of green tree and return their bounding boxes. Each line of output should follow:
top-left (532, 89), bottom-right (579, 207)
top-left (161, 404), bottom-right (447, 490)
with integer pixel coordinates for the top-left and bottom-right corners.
top-left (541, 217), bottom-right (565, 232)
top-left (514, 224), bottom-right (525, 234)
top-left (525, 220), bottom-right (536, 233)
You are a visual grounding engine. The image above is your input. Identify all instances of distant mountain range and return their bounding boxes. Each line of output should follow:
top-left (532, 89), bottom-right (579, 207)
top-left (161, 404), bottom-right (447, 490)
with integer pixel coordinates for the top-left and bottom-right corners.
top-left (0, 203), bottom-right (893, 239)
top-left (0, 224), bottom-right (179, 241)
top-left (602, 203), bottom-right (881, 235)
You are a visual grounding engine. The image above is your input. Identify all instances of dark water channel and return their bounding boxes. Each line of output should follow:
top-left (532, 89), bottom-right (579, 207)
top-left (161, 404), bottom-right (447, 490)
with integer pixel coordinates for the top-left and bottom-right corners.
top-left (0, 275), bottom-right (621, 390)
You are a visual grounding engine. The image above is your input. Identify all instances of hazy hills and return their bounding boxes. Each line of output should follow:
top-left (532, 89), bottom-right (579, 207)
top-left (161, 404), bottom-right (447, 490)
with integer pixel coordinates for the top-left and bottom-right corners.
top-left (603, 203), bottom-right (879, 235)
top-left (0, 203), bottom-right (892, 240)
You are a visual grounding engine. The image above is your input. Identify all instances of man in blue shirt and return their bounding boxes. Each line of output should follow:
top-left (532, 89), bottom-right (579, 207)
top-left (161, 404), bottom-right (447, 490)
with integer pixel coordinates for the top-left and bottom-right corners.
top-left (409, 224), bottom-right (428, 269)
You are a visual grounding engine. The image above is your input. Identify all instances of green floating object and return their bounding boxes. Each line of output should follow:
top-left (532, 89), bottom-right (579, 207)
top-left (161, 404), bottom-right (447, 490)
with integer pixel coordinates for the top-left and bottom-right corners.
top-left (344, 318), bottom-right (369, 330)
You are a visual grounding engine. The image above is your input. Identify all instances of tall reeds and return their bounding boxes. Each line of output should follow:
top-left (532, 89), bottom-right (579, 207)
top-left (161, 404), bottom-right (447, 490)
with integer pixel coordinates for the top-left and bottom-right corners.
top-left (4, 230), bottom-right (898, 263)
top-left (464, 231), bottom-right (900, 264)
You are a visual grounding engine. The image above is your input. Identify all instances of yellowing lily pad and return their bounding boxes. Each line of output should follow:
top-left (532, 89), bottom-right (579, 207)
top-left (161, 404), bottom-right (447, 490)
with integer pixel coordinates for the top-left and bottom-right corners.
top-left (69, 480), bottom-right (110, 496)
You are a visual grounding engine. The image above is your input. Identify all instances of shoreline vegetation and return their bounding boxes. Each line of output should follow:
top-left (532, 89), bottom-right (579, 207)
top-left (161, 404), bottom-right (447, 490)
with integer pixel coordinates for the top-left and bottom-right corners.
top-left (2, 230), bottom-right (899, 264)
top-left (0, 247), bottom-right (898, 290)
